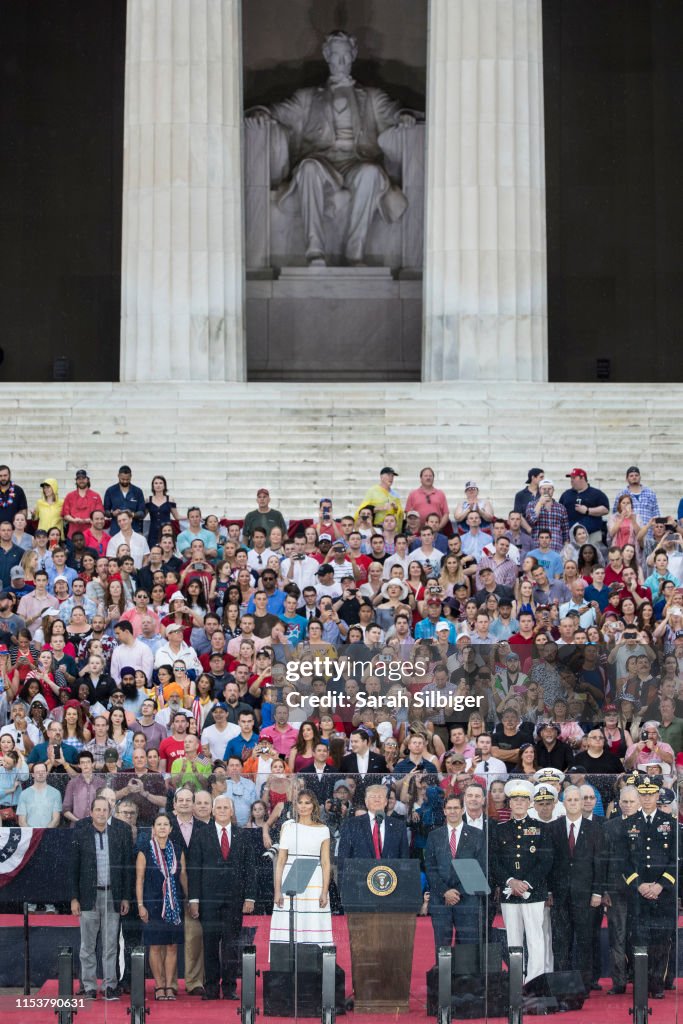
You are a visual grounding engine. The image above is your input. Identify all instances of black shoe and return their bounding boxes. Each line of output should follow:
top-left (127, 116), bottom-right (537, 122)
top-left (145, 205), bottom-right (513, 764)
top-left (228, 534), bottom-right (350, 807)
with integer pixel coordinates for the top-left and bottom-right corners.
top-left (223, 984), bottom-right (238, 1000)
top-left (187, 986), bottom-right (206, 996)
top-left (202, 989), bottom-right (220, 1001)
top-left (103, 988), bottom-right (120, 1001)
top-left (651, 992), bottom-right (665, 1000)
top-left (607, 986), bottom-right (626, 995)
top-left (119, 980), bottom-right (130, 994)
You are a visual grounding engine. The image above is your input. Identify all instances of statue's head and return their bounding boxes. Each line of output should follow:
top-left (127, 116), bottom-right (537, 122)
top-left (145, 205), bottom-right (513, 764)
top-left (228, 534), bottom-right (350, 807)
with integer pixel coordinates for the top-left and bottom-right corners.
top-left (322, 30), bottom-right (358, 74)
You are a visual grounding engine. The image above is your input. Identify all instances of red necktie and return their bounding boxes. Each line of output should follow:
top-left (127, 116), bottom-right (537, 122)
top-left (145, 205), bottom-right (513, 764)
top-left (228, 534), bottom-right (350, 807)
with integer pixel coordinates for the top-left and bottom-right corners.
top-left (372, 819), bottom-right (382, 858)
top-left (568, 822), bottom-right (575, 856)
top-left (450, 828), bottom-right (457, 858)
top-left (221, 827), bottom-right (230, 860)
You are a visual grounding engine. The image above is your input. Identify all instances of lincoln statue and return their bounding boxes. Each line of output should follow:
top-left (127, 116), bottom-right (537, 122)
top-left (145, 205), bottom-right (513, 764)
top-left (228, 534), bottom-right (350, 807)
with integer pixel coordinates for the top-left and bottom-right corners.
top-left (245, 30), bottom-right (417, 267)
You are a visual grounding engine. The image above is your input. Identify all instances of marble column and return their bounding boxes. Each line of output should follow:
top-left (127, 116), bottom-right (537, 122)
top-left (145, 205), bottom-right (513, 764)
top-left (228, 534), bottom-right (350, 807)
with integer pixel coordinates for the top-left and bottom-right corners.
top-left (423, 0), bottom-right (548, 381)
top-left (120, 0), bottom-right (246, 381)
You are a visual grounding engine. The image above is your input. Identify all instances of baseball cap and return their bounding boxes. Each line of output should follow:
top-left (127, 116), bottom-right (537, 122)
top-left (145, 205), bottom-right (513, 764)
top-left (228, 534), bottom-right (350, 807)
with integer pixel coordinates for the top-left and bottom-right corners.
top-left (464, 480), bottom-right (478, 490)
top-left (316, 565), bottom-right (334, 575)
top-left (566, 468), bottom-right (587, 478)
top-left (10, 566), bottom-right (25, 580)
top-left (406, 510), bottom-right (421, 518)
top-left (539, 479), bottom-right (555, 489)
top-left (435, 621), bottom-right (451, 632)
top-left (165, 622), bottom-right (184, 634)
top-left (75, 469), bottom-right (88, 478)
top-left (169, 591), bottom-right (185, 603)
top-left (256, 487), bottom-right (270, 496)
top-left (319, 533), bottom-right (333, 542)
top-left (380, 467), bottom-right (398, 476)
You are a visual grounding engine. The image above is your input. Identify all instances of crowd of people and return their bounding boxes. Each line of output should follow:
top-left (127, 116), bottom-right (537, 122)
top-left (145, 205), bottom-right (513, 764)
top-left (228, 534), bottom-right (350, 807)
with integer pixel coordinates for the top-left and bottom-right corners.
top-left (0, 461), bottom-right (681, 1003)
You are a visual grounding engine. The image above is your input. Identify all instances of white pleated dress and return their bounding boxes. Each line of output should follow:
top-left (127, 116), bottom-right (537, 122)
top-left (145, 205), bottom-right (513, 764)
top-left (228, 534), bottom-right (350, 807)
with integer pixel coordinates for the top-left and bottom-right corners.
top-left (269, 821), bottom-right (333, 945)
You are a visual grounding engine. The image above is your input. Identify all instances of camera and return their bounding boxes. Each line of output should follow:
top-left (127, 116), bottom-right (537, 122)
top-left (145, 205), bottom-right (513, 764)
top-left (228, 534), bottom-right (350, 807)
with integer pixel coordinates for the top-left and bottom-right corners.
top-left (640, 729), bottom-right (650, 742)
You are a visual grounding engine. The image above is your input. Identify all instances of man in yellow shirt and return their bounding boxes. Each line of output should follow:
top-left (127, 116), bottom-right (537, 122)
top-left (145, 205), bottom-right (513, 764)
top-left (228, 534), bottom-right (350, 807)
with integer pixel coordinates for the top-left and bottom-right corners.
top-left (355, 467), bottom-right (404, 530)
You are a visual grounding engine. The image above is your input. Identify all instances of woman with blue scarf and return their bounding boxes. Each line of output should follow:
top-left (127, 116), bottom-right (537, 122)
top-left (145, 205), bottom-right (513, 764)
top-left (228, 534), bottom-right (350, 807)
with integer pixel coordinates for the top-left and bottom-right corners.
top-left (136, 812), bottom-right (187, 1000)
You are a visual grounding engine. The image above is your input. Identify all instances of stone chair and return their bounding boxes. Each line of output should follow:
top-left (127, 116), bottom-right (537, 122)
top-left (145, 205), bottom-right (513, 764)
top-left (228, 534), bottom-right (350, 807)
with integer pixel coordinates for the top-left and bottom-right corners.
top-left (244, 120), bottom-right (425, 272)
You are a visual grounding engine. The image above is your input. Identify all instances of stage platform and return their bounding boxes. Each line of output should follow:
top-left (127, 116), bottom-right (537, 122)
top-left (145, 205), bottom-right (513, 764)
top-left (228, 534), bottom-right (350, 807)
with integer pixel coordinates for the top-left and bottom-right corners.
top-left (0, 916), bottom-right (680, 1023)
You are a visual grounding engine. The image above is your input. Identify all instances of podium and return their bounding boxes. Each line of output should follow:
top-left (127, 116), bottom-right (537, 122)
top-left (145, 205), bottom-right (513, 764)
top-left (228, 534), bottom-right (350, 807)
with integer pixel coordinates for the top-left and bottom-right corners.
top-left (341, 859), bottom-right (422, 1014)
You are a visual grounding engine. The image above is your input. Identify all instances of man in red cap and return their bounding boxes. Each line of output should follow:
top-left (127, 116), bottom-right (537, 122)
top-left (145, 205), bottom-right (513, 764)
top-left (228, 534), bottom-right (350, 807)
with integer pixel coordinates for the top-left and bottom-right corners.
top-left (559, 469), bottom-right (609, 546)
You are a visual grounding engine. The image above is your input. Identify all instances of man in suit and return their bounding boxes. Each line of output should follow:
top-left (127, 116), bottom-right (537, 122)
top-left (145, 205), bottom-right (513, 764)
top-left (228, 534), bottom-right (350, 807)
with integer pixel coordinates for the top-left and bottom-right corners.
top-left (549, 785), bottom-right (604, 994)
top-left (340, 728), bottom-right (387, 806)
top-left (70, 795), bottom-right (134, 1001)
top-left (188, 794), bottom-right (257, 1001)
top-left (300, 740), bottom-right (337, 805)
top-left (169, 787), bottom-right (208, 996)
top-left (337, 783), bottom-right (409, 885)
top-left (424, 792), bottom-right (486, 957)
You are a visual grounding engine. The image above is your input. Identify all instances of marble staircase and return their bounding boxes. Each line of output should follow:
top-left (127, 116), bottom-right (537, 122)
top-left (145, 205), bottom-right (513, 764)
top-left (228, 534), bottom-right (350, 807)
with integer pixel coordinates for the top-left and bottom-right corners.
top-left (1, 382), bottom-right (681, 519)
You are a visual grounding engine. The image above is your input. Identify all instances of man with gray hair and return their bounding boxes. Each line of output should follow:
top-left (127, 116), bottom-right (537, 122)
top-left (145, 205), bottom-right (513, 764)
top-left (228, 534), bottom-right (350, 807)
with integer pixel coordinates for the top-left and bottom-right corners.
top-left (549, 785), bottom-right (604, 995)
top-left (187, 795), bottom-right (256, 1000)
top-left (245, 30), bottom-right (417, 266)
top-left (602, 784), bottom-right (640, 994)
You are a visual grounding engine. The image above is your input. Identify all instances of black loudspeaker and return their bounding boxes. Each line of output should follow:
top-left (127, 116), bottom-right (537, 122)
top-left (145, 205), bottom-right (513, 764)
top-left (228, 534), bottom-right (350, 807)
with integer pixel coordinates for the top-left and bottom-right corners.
top-left (523, 971), bottom-right (586, 1013)
top-left (263, 965), bottom-right (346, 1017)
top-left (426, 965), bottom-right (508, 1018)
top-left (269, 942), bottom-right (324, 972)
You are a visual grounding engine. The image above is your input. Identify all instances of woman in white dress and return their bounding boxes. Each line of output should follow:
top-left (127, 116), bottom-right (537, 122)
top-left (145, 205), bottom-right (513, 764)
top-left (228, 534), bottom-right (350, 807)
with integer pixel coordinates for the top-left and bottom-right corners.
top-left (270, 790), bottom-right (333, 946)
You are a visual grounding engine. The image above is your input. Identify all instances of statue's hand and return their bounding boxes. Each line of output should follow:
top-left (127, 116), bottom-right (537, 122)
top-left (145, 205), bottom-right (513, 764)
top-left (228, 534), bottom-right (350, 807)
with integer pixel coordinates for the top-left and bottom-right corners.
top-left (398, 112), bottom-right (416, 127)
top-left (245, 109), bottom-right (275, 125)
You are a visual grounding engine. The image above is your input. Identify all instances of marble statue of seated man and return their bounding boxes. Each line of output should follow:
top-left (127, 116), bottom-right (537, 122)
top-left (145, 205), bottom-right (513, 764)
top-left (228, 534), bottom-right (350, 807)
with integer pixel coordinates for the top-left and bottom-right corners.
top-left (245, 30), bottom-right (418, 267)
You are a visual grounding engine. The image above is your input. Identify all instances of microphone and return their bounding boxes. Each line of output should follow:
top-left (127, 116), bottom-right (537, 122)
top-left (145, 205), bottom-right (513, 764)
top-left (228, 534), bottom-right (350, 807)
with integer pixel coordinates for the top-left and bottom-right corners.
top-left (374, 812), bottom-right (385, 824)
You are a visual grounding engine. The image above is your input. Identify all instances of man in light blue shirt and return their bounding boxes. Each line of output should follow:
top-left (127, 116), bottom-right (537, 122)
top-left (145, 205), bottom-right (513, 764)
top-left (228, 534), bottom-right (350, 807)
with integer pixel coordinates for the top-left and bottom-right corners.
top-left (528, 529), bottom-right (564, 579)
top-left (17, 762), bottom-right (62, 826)
top-left (223, 757), bottom-right (258, 826)
top-left (177, 508), bottom-right (218, 559)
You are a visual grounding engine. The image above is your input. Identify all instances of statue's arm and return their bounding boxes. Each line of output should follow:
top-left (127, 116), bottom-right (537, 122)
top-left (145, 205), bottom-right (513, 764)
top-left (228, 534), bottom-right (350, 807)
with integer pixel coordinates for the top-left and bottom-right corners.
top-left (245, 90), bottom-right (308, 133)
top-left (371, 88), bottom-right (422, 132)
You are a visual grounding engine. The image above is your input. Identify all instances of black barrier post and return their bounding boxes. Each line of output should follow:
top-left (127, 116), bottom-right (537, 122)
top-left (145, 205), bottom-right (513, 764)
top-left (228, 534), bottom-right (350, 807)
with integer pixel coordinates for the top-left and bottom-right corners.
top-left (437, 947), bottom-right (452, 1024)
top-left (23, 902), bottom-right (30, 995)
top-left (239, 944), bottom-right (257, 1024)
top-left (630, 946), bottom-right (650, 1024)
top-left (56, 947), bottom-right (75, 1024)
top-left (508, 946), bottom-right (524, 1024)
top-left (128, 946), bottom-right (148, 1024)
top-left (321, 945), bottom-right (336, 1024)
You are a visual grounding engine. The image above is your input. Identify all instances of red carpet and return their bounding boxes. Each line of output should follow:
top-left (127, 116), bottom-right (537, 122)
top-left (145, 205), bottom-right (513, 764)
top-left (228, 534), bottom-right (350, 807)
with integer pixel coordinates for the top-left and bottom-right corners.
top-left (1, 916), bottom-right (679, 1023)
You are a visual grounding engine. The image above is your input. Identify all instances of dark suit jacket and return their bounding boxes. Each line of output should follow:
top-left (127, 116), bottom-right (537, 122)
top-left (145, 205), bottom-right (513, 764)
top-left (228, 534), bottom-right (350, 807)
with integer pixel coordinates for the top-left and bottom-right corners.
top-left (550, 816), bottom-right (604, 902)
top-left (339, 751), bottom-right (388, 803)
top-left (169, 814), bottom-right (207, 856)
top-left (70, 821), bottom-right (134, 912)
top-left (337, 811), bottom-right (409, 881)
top-left (187, 821), bottom-right (257, 920)
top-left (423, 823), bottom-right (486, 905)
top-left (299, 763), bottom-right (337, 805)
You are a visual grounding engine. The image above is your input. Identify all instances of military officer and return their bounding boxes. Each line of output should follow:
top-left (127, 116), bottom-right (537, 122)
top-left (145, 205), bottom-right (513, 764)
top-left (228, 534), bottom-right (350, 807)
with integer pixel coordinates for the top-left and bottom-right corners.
top-left (602, 783), bottom-right (641, 995)
top-left (531, 784), bottom-right (559, 971)
top-left (490, 779), bottom-right (553, 983)
top-left (624, 774), bottom-right (677, 998)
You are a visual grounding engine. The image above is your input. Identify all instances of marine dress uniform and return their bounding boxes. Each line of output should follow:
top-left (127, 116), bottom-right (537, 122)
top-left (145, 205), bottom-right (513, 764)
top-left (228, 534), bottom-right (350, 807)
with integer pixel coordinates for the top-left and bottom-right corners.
top-left (490, 779), bottom-right (553, 983)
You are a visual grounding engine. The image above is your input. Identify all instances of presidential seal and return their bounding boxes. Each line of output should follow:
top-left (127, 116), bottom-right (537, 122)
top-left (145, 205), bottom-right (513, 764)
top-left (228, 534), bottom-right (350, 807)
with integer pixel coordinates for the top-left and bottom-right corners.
top-left (366, 865), bottom-right (398, 897)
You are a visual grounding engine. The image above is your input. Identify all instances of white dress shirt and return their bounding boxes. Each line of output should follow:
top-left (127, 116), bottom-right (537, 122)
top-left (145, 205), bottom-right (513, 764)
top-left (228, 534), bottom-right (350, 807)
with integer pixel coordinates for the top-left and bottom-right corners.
top-left (367, 812), bottom-right (385, 847)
